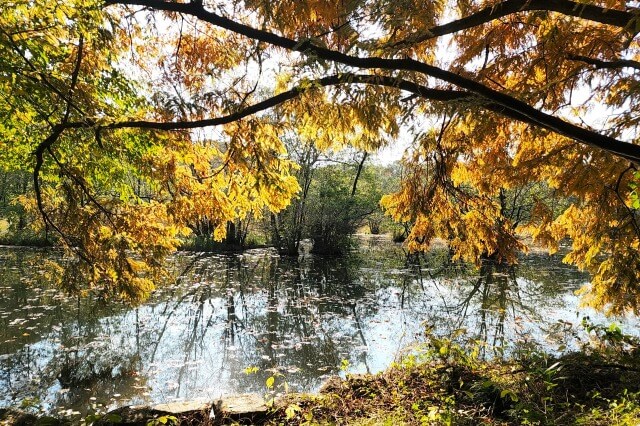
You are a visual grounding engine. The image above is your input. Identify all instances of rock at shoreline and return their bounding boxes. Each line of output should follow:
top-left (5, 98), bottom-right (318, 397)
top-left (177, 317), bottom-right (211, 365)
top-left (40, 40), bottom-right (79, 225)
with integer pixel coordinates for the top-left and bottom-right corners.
top-left (1, 394), bottom-right (270, 425)
top-left (212, 393), bottom-right (268, 424)
top-left (91, 394), bottom-right (267, 425)
top-left (151, 400), bottom-right (211, 415)
top-left (318, 375), bottom-right (343, 394)
top-left (94, 400), bottom-right (212, 425)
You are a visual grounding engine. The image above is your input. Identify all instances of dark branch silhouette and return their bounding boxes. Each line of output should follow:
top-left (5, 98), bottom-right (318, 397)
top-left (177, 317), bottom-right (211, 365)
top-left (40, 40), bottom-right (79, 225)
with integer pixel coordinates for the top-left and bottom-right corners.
top-left (405, 0), bottom-right (638, 45)
top-left (568, 54), bottom-right (640, 72)
top-left (104, 0), bottom-right (640, 163)
top-left (49, 73), bottom-right (587, 152)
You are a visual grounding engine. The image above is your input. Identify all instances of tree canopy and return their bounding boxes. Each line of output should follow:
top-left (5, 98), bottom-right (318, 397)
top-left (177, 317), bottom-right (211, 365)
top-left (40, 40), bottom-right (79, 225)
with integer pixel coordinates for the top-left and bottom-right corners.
top-left (1, 0), bottom-right (639, 311)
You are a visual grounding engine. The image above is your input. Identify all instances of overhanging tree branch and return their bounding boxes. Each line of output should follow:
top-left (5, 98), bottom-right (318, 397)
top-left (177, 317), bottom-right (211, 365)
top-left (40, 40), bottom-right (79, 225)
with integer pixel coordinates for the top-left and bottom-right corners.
top-left (56, 74), bottom-right (546, 132)
top-left (405, 0), bottom-right (638, 45)
top-left (63, 35), bottom-right (84, 122)
top-left (105, 0), bottom-right (640, 163)
top-left (32, 126), bottom-right (85, 257)
top-left (567, 54), bottom-right (640, 72)
top-left (351, 151), bottom-right (368, 197)
top-left (50, 73), bottom-right (621, 168)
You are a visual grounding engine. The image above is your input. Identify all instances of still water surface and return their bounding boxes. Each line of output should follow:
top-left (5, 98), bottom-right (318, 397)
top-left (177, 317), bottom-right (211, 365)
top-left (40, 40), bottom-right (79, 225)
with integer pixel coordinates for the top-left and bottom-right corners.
top-left (0, 236), bottom-right (636, 416)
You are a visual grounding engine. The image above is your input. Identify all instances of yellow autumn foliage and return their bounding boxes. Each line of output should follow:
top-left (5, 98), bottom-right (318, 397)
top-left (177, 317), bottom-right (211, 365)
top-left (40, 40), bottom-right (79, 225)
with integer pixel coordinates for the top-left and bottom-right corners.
top-left (3, 0), bottom-right (640, 312)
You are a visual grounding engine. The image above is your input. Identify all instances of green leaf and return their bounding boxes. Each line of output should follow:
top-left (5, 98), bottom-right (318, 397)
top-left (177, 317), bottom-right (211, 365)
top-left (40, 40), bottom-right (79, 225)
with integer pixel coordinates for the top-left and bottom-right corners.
top-left (340, 359), bottom-right (350, 371)
top-left (500, 389), bottom-right (519, 402)
top-left (244, 366), bottom-right (259, 374)
top-left (103, 413), bottom-right (122, 423)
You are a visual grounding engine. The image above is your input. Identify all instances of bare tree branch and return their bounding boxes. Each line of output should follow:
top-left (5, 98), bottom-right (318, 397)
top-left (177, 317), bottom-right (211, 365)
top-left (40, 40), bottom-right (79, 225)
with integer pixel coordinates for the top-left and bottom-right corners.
top-left (351, 151), bottom-right (368, 197)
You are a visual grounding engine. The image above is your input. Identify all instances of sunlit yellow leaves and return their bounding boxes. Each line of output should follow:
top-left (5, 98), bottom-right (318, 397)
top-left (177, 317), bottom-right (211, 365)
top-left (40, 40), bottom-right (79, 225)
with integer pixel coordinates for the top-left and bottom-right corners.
top-left (98, 225), bottom-right (112, 239)
top-left (243, 0), bottom-right (359, 49)
top-left (523, 185), bottom-right (640, 315)
top-left (383, 134), bottom-right (525, 268)
top-left (167, 30), bottom-right (244, 92)
top-left (3, 0), bottom-right (640, 315)
top-left (277, 82), bottom-right (401, 153)
top-left (127, 117), bottom-right (300, 251)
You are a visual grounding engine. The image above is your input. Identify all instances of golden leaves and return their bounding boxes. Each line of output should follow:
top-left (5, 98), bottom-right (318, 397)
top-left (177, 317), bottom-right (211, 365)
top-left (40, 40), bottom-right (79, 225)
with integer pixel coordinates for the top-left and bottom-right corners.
top-left (382, 127), bottom-right (526, 268)
top-left (5, 0), bottom-right (640, 314)
top-left (277, 80), bottom-right (401, 153)
top-left (382, 101), bottom-right (639, 313)
top-left (243, 0), bottom-right (358, 48)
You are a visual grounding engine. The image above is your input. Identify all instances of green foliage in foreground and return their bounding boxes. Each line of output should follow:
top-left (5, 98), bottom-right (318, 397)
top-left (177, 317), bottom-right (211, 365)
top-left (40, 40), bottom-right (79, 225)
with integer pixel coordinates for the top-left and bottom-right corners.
top-left (270, 323), bottom-right (640, 426)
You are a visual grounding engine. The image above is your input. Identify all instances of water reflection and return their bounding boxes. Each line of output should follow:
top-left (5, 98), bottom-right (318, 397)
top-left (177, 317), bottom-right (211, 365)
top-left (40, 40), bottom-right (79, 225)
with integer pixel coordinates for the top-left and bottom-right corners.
top-left (0, 238), bottom-right (631, 416)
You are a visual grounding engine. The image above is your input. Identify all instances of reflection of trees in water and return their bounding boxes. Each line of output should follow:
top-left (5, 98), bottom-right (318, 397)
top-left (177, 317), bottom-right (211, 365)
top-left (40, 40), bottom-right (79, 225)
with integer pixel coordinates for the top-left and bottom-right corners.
top-left (0, 249), bottom-right (127, 408)
top-left (2, 247), bottom-right (387, 407)
top-left (417, 252), bottom-right (581, 358)
top-left (0, 242), bottom-right (591, 414)
top-left (0, 249), bottom-right (224, 411)
top-left (1, 309), bottom-right (146, 413)
top-left (143, 254), bottom-right (235, 398)
top-left (451, 262), bottom-right (520, 354)
top-left (229, 253), bottom-right (377, 392)
top-left (136, 252), bottom-right (342, 397)
top-left (1, 246), bottom-right (389, 405)
top-left (151, 248), bottom-right (585, 397)
top-left (0, 249), bottom-right (70, 348)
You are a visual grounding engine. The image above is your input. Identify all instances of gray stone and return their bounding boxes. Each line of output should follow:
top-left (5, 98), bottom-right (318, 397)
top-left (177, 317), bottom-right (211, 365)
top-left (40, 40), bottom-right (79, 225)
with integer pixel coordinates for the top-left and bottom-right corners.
top-left (212, 393), bottom-right (268, 424)
top-left (94, 394), bottom-right (269, 425)
top-left (95, 400), bottom-right (211, 425)
top-left (151, 400), bottom-right (211, 414)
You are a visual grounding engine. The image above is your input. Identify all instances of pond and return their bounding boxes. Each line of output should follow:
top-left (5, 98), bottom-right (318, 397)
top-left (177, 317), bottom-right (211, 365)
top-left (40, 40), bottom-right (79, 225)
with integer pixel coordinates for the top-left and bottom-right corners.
top-left (0, 235), bottom-right (637, 418)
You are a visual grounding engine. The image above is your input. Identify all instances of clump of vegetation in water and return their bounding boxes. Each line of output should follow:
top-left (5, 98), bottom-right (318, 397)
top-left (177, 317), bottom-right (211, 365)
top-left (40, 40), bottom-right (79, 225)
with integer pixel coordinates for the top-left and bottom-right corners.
top-left (270, 321), bottom-right (640, 425)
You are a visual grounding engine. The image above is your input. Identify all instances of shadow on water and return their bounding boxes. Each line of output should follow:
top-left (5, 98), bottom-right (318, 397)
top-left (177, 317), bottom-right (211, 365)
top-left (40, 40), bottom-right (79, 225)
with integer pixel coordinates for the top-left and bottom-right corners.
top-left (0, 236), bottom-right (632, 416)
